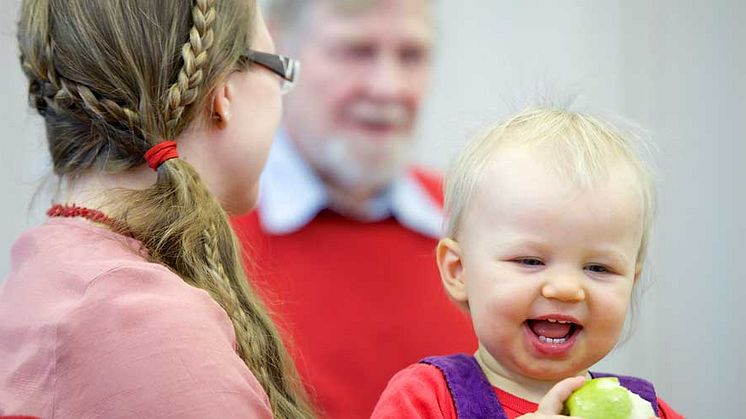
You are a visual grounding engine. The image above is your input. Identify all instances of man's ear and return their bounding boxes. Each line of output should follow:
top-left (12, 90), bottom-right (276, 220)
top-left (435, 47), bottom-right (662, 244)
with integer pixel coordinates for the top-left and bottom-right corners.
top-left (436, 238), bottom-right (469, 310)
top-left (211, 80), bottom-right (234, 129)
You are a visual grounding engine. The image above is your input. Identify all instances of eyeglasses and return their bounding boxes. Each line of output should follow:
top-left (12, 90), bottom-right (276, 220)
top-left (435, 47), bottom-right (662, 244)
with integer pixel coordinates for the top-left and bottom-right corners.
top-left (245, 50), bottom-right (300, 95)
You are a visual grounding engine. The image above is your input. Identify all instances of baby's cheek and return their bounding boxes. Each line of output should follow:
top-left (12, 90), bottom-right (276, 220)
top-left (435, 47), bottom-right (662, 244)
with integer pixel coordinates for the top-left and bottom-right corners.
top-left (590, 283), bottom-right (632, 317)
top-left (589, 300), bottom-right (629, 341)
top-left (474, 293), bottom-right (499, 317)
top-left (476, 298), bottom-right (519, 333)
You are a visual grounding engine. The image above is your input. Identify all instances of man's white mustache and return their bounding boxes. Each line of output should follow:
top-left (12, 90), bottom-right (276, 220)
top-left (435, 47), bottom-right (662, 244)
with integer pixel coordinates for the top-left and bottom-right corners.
top-left (346, 102), bottom-right (409, 126)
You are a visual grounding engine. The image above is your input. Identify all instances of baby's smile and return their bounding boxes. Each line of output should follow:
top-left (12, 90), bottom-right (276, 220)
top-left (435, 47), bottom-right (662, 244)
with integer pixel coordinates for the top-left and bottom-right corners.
top-left (525, 315), bottom-right (584, 357)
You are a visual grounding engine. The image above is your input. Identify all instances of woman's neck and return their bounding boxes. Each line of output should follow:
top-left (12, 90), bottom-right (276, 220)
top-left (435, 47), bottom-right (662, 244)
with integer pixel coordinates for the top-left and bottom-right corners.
top-left (60, 166), bottom-right (157, 210)
top-left (474, 347), bottom-right (589, 403)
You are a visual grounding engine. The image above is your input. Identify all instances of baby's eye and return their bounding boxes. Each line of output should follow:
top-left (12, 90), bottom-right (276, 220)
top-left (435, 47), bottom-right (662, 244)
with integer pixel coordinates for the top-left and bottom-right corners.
top-left (514, 258), bottom-right (544, 267)
top-left (585, 264), bottom-right (610, 273)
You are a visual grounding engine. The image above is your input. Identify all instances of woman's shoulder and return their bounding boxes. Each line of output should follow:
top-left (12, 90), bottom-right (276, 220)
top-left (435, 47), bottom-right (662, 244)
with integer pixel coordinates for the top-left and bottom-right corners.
top-left (2, 220), bottom-right (273, 417)
top-left (9, 219), bottom-right (152, 287)
top-left (50, 247), bottom-right (271, 417)
top-left (3, 218), bottom-right (219, 336)
top-left (59, 252), bottom-right (236, 353)
top-left (12, 218), bottom-right (219, 307)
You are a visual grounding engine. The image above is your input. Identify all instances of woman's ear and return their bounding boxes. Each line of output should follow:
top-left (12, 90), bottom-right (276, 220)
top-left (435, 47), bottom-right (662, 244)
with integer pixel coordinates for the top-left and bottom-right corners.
top-left (436, 238), bottom-right (469, 310)
top-left (211, 81), bottom-right (234, 129)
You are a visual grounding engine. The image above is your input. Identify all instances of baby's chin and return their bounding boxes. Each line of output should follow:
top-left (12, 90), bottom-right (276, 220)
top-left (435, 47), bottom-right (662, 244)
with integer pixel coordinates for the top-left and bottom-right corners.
top-left (498, 353), bottom-right (592, 382)
top-left (510, 334), bottom-right (614, 381)
top-left (525, 367), bottom-right (587, 382)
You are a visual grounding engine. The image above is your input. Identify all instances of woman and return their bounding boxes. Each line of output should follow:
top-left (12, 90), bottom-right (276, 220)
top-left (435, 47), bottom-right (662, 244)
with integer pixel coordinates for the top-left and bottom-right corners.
top-left (0, 0), bottom-right (311, 417)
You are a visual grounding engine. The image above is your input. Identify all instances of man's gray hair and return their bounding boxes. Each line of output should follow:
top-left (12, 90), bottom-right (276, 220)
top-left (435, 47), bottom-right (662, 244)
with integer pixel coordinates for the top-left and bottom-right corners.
top-left (267, 0), bottom-right (383, 29)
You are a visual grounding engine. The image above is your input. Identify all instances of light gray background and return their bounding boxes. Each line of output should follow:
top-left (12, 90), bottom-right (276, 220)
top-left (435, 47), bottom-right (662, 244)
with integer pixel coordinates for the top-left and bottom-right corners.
top-left (2, 1), bottom-right (744, 417)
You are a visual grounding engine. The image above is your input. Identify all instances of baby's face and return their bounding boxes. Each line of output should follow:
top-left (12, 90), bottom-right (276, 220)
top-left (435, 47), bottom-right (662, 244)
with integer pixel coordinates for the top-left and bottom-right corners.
top-left (453, 146), bottom-right (644, 381)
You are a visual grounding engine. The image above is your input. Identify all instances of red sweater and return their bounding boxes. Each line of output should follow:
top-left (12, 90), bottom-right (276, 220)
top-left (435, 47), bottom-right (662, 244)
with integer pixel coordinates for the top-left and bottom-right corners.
top-left (232, 173), bottom-right (477, 419)
top-left (371, 363), bottom-right (684, 419)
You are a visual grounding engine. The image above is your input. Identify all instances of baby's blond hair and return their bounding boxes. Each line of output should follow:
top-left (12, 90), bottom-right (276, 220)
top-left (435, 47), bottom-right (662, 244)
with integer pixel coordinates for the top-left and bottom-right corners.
top-left (444, 106), bottom-right (656, 267)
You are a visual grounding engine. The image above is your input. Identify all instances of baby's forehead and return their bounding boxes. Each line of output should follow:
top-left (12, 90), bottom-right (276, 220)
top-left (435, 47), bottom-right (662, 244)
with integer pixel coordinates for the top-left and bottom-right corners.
top-left (443, 110), bottom-right (654, 244)
top-left (478, 142), bottom-right (642, 192)
top-left (468, 146), bottom-right (646, 221)
top-left (462, 152), bottom-right (646, 238)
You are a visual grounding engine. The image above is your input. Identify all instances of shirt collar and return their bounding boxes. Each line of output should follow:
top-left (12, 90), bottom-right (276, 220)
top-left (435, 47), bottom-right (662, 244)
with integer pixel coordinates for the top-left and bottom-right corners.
top-left (257, 130), bottom-right (443, 239)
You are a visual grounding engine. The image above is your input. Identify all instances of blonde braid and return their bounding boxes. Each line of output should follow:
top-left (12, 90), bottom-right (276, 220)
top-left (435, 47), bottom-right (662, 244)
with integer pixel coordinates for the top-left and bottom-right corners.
top-left (164, 0), bottom-right (216, 134)
top-left (23, 33), bottom-right (143, 134)
top-left (204, 224), bottom-right (231, 286)
top-left (43, 36), bottom-right (59, 90)
top-left (203, 225), bottom-right (267, 366)
top-left (202, 221), bottom-right (310, 418)
top-left (54, 79), bottom-right (142, 130)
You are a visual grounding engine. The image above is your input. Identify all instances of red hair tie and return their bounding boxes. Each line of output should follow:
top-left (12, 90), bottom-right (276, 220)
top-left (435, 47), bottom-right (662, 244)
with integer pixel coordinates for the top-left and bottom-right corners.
top-left (144, 140), bottom-right (179, 171)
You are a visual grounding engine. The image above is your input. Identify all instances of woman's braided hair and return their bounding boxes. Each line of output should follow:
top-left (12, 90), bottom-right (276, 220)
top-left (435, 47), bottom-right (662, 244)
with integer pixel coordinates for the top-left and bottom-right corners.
top-left (18, 1), bottom-right (313, 417)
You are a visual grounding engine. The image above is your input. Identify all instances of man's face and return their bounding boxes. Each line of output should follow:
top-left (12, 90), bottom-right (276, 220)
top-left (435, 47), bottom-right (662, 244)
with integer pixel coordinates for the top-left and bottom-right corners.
top-left (281, 0), bottom-right (433, 190)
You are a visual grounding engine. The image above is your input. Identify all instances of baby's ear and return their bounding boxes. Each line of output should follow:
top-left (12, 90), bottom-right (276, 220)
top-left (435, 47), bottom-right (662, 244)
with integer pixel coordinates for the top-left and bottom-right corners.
top-left (436, 238), bottom-right (469, 310)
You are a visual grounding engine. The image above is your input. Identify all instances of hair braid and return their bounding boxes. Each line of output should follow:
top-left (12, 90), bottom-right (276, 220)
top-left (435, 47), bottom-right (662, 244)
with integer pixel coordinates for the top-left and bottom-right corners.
top-left (43, 37), bottom-right (59, 89)
top-left (204, 224), bottom-right (231, 285)
top-left (201, 216), bottom-right (312, 418)
top-left (19, 30), bottom-right (57, 117)
top-left (54, 79), bottom-right (142, 131)
top-left (22, 31), bottom-right (144, 136)
top-left (164, 0), bottom-right (216, 135)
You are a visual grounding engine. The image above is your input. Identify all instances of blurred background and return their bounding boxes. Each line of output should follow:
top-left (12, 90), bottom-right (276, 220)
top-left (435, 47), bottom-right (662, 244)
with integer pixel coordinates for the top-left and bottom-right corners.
top-left (1, 1), bottom-right (743, 417)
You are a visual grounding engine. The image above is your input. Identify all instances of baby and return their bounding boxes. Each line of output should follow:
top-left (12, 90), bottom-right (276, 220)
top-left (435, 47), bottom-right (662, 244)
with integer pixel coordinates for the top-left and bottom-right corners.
top-left (372, 107), bottom-right (683, 418)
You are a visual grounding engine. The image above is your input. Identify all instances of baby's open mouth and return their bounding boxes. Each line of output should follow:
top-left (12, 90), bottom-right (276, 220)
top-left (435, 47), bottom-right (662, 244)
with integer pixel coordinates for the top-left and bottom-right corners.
top-left (526, 318), bottom-right (583, 345)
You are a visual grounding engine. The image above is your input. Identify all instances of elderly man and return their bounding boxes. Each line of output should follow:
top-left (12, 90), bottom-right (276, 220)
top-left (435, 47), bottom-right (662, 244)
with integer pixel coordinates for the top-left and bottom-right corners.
top-left (233, 0), bottom-right (476, 417)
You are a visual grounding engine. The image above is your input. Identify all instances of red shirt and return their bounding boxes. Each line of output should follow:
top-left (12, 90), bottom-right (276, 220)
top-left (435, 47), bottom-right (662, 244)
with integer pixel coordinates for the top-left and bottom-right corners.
top-left (232, 172), bottom-right (477, 418)
top-left (372, 363), bottom-right (684, 418)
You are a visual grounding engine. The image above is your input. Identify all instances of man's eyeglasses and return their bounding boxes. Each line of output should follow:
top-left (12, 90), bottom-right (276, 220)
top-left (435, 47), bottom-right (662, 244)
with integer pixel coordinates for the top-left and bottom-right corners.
top-left (245, 50), bottom-right (300, 95)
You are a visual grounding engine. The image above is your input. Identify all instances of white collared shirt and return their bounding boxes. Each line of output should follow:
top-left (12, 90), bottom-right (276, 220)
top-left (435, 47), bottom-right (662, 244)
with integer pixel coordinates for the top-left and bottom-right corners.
top-left (257, 130), bottom-right (443, 239)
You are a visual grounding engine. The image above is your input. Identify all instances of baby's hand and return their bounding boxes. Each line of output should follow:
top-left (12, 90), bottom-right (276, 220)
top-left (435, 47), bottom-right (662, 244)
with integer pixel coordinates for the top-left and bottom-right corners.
top-left (517, 376), bottom-right (587, 418)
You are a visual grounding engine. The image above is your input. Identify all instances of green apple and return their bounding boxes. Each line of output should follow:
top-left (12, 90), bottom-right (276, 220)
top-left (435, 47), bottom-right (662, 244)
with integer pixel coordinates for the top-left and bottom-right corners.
top-left (564, 377), bottom-right (656, 419)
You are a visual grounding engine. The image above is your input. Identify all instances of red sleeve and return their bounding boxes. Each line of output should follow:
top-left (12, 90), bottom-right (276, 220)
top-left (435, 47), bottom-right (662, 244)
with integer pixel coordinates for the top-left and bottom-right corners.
top-left (657, 397), bottom-right (685, 419)
top-left (371, 363), bottom-right (457, 419)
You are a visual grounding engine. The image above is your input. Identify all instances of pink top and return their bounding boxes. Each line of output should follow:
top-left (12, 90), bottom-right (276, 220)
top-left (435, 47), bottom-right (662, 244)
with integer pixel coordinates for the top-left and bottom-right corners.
top-left (0, 218), bottom-right (273, 418)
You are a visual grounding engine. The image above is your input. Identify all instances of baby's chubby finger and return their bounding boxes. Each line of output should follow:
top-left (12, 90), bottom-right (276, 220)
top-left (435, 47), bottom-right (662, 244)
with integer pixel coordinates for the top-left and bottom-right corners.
top-left (535, 376), bottom-right (588, 415)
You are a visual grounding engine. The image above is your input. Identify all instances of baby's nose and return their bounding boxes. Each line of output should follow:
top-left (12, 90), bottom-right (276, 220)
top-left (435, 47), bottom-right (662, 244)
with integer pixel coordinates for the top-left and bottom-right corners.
top-left (541, 274), bottom-right (586, 302)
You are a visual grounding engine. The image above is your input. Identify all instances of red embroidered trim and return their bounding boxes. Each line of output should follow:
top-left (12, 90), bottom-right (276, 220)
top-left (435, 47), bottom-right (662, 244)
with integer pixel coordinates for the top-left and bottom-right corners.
top-left (144, 140), bottom-right (178, 171)
top-left (47, 204), bottom-right (114, 226)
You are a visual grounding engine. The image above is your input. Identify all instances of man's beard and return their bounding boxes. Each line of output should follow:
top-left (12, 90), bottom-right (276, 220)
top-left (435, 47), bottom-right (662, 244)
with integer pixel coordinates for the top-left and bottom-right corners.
top-left (309, 133), bottom-right (412, 193)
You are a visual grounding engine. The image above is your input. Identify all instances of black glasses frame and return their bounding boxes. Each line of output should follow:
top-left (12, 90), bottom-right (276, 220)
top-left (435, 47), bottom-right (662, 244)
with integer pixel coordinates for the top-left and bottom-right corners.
top-left (245, 50), bottom-right (300, 94)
